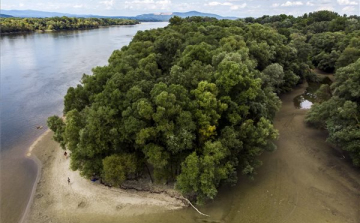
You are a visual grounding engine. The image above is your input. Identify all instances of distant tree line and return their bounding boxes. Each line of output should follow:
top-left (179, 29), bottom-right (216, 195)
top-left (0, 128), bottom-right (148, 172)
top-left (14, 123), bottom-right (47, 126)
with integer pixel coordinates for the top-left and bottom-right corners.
top-left (0, 17), bottom-right (139, 34)
top-left (47, 11), bottom-right (360, 204)
top-left (244, 11), bottom-right (360, 72)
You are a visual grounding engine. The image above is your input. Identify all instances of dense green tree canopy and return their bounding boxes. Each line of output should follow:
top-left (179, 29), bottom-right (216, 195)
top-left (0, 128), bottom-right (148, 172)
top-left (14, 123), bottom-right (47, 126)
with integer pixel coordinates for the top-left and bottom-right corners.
top-left (47, 11), bottom-right (360, 203)
top-left (244, 11), bottom-right (360, 73)
top-left (48, 17), bottom-right (299, 203)
top-left (306, 59), bottom-right (360, 166)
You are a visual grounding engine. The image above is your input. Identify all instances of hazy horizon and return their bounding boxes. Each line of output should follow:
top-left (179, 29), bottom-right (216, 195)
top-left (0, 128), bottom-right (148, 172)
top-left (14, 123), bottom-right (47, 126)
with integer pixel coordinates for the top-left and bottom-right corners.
top-left (2, 0), bottom-right (359, 18)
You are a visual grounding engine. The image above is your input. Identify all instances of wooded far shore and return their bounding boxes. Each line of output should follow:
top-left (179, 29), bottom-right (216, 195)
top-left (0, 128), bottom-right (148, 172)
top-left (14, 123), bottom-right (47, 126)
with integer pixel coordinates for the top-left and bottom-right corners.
top-left (0, 17), bottom-right (140, 34)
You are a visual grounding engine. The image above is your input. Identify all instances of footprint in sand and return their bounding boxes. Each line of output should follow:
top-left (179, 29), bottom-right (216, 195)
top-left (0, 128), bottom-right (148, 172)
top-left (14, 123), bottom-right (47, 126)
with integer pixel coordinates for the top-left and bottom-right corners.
top-left (35, 193), bottom-right (43, 199)
top-left (78, 201), bottom-right (86, 208)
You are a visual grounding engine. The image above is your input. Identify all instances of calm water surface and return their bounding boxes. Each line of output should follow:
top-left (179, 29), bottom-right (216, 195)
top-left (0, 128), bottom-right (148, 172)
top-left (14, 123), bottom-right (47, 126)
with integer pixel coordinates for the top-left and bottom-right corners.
top-left (293, 77), bottom-right (332, 109)
top-left (0, 22), bottom-right (168, 223)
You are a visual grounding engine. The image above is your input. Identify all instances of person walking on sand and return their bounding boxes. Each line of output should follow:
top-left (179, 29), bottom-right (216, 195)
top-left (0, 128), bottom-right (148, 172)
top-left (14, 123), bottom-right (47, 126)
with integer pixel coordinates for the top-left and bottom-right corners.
top-left (64, 151), bottom-right (67, 159)
top-left (68, 177), bottom-right (70, 185)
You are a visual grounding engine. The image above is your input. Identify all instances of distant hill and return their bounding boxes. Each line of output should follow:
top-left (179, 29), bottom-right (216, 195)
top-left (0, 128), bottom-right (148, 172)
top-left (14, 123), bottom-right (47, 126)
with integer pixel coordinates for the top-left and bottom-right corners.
top-left (1, 9), bottom-right (237, 21)
top-left (126, 11), bottom-right (237, 21)
top-left (1, 10), bottom-right (90, 18)
top-left (175, 11), bottom-right (237, 20)
top-left (0, 14), bottom-right (13, 18)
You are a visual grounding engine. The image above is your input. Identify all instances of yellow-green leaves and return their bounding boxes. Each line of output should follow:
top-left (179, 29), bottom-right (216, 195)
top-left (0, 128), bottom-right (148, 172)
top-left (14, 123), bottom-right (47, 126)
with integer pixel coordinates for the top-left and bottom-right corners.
top-left (103, 154), bottom-right (137, 186)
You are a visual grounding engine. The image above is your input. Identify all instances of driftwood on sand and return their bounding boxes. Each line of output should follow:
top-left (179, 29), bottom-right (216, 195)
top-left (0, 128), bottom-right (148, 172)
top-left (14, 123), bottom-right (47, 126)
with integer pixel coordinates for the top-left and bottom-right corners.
top-left (119, 184), bottom-right (210, 217)
top-left (183, 198), bottom-right (210, 217)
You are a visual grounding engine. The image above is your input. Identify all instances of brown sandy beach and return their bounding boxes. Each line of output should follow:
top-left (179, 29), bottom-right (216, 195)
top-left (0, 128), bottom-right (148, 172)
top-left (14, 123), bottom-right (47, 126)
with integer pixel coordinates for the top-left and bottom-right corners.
top-left (25, 130), bottom-right (185, 223)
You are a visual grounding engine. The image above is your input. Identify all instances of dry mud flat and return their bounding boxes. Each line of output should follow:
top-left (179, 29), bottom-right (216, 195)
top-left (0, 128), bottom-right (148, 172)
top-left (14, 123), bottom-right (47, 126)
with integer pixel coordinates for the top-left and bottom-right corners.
top-left (216, 82), bottom-right (360, 223)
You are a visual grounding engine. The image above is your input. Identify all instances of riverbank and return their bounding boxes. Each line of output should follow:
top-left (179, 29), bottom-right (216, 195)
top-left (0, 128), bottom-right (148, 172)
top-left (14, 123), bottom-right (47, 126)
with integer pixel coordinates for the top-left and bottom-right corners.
top-left (218, 81), bottom-right (360, 223)
top-left (1, 24), bottom-right (141, 35)
top-left (25, 130), bottom-right (185, 223)
top-left (0, 17), bottom-right (140, 35)
top-left (24, 81), bottom-right (360, 223)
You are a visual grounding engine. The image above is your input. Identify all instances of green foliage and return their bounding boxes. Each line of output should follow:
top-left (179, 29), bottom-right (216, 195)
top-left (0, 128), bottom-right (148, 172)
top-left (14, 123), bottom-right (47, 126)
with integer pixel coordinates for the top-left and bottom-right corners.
top-left (261, 63), bottom-right (285, 93)
top-left (47, 13), bottom-right (360, 203)
top-left (102, 154), bottom-right (138, 186)
top-left (0, 17), bottom-right (139, 34)
top-left (306, 59), bottom-right (360, 165)
top-left (315, 84), bottom-right (332, 103)
top-left (308, 11), bottom-right (339, 23)
top-left (243, 10), bottom-right (360, 167)
top-left (309, 32), bottom-right (346, 72)
top-left (47, 116), bottom-right (66, 149)
top-left (336, 37), bottom-right (360, 68)
top-left (176, 141), bottom-right (235, 204)
top-left (64, 85), bottom-right (89, 114)
top-left (244, 11), bottom-right (360, 73)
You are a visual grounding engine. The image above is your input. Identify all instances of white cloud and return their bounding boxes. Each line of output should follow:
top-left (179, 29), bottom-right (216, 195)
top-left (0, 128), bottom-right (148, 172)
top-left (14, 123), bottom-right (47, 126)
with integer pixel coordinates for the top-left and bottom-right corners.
top-left (19, 3), bottom-right (24, 7)
top-left (230, 3), bottom-right (247, 10)
top-left (175, 2), bottom-right (192, 10)
top-left (124, 0), bottom-right (171, 10)
top-left (73, 4), bottom-right (84, 8)
top-left (317, 5), bottom-right (335, 10)
top-left (337, 0), bottom-right (358, 5)
top-left (306, 1), bottom-right (314, 6)
top-left (281, 1), bottom-right (304, 6)
top-left (319, 0), bottom-right (332, 4)
top-left (100, 0), bottom-right (115, 9)
top-left (208, 1), bottom-right (221, 6)
top-left (342, 6), bottom-right (356, 12)
top-left (208, 1), bottom-right (233, 6)
top-left (272, 3), bottom-right (280, 7)
top-left (206, 1), bottom-right (246, 10)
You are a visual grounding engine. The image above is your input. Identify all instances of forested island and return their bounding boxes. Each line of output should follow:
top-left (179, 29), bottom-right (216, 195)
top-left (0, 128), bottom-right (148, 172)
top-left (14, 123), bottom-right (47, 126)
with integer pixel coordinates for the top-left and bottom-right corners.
top-left (47, 11), bottom-right (360, 204)
top-left (0, 17), bottom-right (139, 34)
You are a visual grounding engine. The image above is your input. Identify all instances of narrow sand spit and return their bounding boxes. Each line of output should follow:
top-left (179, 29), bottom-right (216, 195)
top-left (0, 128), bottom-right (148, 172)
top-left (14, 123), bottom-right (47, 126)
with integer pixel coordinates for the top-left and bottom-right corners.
top-left (25, 131), bottom-right (185, 223)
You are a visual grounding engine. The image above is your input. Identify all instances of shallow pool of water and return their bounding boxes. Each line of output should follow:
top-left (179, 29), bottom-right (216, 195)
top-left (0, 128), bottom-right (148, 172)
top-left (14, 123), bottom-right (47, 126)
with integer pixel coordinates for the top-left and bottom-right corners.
top-left (293, 77), bottom-right (332, 109)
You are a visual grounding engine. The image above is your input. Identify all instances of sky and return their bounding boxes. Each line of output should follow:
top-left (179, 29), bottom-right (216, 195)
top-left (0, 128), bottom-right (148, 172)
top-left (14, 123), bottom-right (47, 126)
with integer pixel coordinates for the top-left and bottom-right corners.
top-left (2, 0), bottom-right (359, 17)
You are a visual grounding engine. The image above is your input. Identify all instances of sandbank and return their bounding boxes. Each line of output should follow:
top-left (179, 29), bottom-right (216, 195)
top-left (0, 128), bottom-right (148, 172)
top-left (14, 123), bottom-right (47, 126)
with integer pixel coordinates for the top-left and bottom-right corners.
top-left (25, 130), bottom-right (185, 223)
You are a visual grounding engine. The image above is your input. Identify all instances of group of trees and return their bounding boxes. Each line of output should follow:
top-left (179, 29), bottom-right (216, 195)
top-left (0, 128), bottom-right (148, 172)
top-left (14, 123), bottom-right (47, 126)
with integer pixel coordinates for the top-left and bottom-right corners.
top-left (306, 59), bottom-right (360, 165)
top-left (246, 11), bottom-right (360, 35)
top-left (47, 11), bottom-right (360, 203)
top-left (0, 17), bottom-right (139, 34)
top-left (244, 11), bottom-right (360, 73)
top-left (245, 12), bottom-right (360, 168)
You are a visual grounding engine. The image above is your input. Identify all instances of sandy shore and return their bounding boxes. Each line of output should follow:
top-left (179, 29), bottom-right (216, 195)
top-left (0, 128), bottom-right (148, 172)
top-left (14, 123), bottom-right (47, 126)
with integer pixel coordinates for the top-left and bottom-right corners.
top-left (25, 130), bottom-right (185, 223)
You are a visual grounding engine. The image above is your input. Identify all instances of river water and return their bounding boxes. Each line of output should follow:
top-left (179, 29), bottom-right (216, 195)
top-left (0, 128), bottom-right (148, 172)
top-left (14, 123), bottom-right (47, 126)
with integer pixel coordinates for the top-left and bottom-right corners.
top-left (2, 23), bottom-right (359, 223)
top-left (0, 22), bottom-right (168, 223)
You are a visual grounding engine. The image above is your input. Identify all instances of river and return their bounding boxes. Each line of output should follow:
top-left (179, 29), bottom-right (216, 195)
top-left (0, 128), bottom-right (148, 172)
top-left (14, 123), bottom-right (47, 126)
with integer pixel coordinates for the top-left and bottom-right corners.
top-left (2, 23), bottom-right (360, 223)
top-left (0, 22), bottom-right (168, 223)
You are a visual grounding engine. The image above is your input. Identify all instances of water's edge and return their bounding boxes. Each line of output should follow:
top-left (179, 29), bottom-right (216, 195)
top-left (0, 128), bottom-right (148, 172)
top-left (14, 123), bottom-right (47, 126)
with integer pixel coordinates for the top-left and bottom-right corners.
top-left (1, 22), bottom-right (169, 222)
top-left (20, 130), bottom-right (50, 223)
